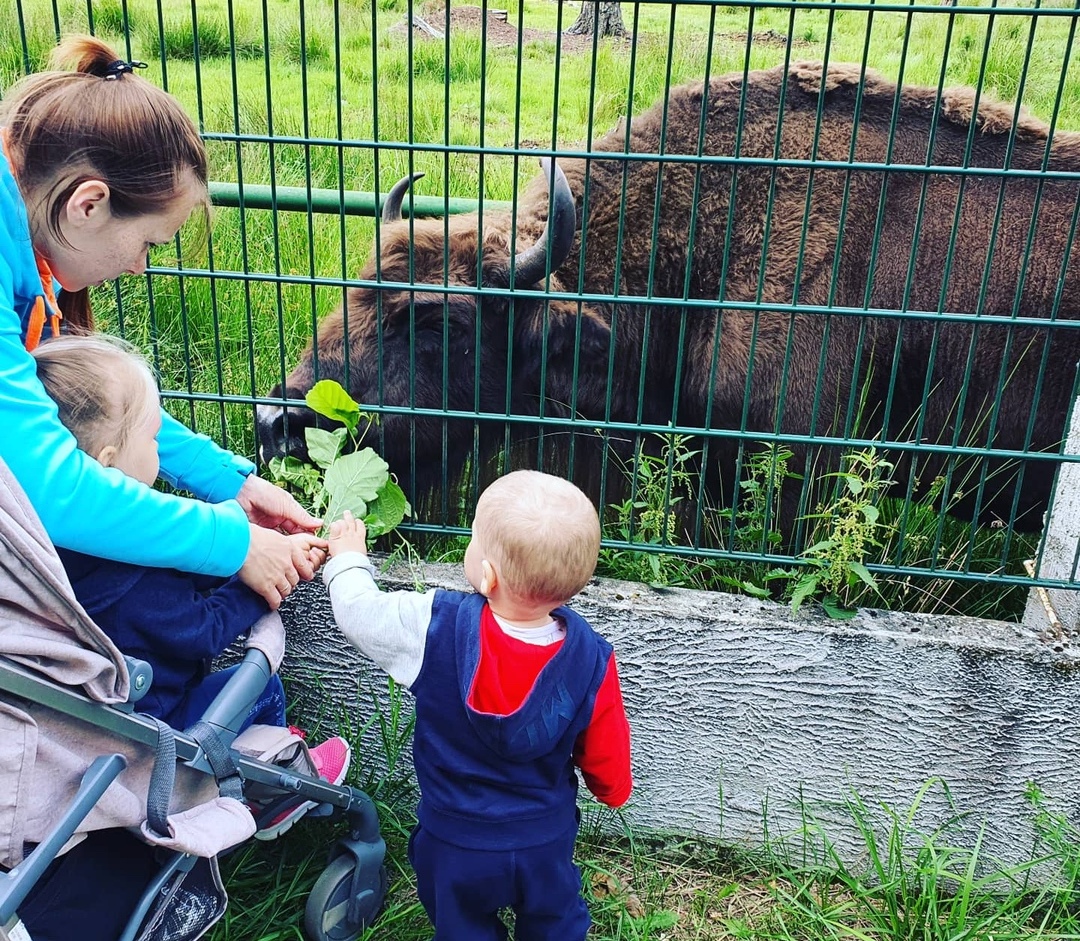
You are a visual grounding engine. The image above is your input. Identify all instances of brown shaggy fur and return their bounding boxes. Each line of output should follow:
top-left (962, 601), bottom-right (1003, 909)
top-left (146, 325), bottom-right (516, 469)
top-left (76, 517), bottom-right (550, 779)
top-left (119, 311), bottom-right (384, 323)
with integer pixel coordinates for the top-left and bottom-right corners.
top-left (260, 61), bottom-right (1080, 539)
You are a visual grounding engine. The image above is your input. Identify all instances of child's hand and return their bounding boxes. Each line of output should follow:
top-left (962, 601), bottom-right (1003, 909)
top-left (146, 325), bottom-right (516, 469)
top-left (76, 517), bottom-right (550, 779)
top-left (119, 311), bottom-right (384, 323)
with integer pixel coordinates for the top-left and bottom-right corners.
top-left (328, 510), bottom-right (369, 558)
top-left (288, 531), bottom-right (328, 576)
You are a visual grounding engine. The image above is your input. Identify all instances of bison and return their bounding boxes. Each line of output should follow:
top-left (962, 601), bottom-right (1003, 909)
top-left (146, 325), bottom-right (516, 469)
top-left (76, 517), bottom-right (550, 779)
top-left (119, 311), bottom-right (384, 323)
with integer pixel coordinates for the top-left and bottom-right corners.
top-left (257, 61), bottom-right (1080, 546)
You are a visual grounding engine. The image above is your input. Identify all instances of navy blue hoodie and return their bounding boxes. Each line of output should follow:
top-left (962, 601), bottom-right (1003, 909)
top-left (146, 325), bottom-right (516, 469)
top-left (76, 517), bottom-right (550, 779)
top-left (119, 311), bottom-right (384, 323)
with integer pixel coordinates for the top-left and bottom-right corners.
top-left (57, 548), bottom-right (268, 723)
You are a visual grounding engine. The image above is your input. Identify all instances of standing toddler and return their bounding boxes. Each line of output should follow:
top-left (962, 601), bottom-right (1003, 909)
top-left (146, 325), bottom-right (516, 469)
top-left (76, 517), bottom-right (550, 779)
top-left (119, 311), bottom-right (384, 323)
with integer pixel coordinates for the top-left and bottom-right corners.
top-left (324, 469), bottom-right (632, 940)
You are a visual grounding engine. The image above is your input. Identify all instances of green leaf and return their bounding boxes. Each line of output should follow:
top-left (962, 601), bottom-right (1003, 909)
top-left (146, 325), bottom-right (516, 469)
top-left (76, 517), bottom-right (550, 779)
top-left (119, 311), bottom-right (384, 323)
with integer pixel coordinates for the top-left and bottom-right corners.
top-left (265, 397), bottom-right (408, 541)
top-left (363, 479), bottom-right (412, 537)
top-left (323, 448), bottom-right (389, 525)
top-left (763, 567), bottom-right (793, 582)
top-left (642, 910), bottom-right (678, 929)
top-left (266, 456), bottom-right (322, 500)
top-left (847, 561), bottom-right (879, 591)
top-left (822, 594), bottom-right (858, 619)
top-left (739, 581), bottom-right (770, 599)
top-left (305, 427), bottom-right (348, 471)
top-left (803, 540), bottom-right (834, 556)
top-left (266, 455), bottom-right (299, 484)
top-left (861, 504), bottom-right (880, 524)
top-left (790, 574), bottom-right (819, 614)
top-left (325, 494), bottom-right (368, 528)
top-left (306, 380), bottom-right (361, 435)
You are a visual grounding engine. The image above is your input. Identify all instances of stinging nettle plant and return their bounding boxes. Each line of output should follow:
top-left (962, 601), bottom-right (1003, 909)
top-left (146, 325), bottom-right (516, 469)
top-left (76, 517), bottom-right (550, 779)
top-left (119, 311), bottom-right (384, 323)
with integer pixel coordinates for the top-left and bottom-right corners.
top-left (266, 380), bottom-right (411, 538)
top-left (789, 448), bottom-right (896, 619)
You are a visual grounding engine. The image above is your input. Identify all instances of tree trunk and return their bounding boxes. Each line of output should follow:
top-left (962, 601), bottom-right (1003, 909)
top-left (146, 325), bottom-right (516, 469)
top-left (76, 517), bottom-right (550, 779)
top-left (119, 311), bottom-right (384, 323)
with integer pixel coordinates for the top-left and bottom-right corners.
top-left (565, 1), bottom-right (626, 37)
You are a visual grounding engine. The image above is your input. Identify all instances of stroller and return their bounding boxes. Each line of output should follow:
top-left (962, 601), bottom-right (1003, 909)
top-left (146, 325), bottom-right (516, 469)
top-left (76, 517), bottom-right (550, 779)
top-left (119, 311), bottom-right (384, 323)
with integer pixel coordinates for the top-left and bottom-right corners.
top-left (0, 459), bottom-right (386, 941)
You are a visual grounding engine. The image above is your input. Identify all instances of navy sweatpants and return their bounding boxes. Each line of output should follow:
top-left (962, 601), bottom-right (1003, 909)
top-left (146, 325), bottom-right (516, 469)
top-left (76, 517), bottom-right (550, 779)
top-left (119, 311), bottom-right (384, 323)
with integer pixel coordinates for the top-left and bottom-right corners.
top-left (408, 824), bottom-right (590, 941)
top-left (16, 828), bottom-right (158, 941)
top-left (165, 667), bottom-right (287, 731)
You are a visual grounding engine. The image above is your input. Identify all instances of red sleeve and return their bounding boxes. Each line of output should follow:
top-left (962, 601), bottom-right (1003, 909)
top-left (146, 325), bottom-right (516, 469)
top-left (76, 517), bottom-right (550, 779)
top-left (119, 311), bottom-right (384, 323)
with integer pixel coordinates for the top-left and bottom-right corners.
top-left (573, 653), bottom-right (632, 807)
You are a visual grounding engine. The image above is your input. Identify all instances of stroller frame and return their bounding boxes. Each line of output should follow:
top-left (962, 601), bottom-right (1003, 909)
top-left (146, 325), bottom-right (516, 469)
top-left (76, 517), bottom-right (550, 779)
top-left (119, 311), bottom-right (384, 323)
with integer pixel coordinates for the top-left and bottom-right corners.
top-left (0, 644), bottom-right (387, 941)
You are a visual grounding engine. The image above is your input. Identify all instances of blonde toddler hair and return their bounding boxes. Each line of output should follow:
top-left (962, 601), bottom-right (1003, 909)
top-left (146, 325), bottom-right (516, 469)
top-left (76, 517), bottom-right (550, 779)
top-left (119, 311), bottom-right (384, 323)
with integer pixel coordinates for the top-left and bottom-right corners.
top-left (32, 334), bottom-right (159, 460)
top-left (473, 470), bottom-right (600, 606)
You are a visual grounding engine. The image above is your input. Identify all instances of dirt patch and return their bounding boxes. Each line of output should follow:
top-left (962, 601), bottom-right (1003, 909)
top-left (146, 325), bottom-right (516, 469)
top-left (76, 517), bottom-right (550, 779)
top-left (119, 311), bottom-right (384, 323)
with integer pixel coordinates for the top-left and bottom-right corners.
top-left (717, 28), bottom-right (812, 49)
top-left (393, 5), bottom-right (620, 53)
top-left (391, 11), bottom-right (808, 55)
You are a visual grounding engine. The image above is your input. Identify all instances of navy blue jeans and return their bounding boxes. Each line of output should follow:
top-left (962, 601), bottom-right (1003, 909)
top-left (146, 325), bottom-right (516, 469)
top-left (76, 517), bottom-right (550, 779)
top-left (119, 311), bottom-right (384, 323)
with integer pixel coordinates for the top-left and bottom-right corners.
top-left (16, 829), bottom-right (158, 941)
top-left (165, 667), bottom-right (287, 732)
top-left (408, 824), bottom-right (590, 941)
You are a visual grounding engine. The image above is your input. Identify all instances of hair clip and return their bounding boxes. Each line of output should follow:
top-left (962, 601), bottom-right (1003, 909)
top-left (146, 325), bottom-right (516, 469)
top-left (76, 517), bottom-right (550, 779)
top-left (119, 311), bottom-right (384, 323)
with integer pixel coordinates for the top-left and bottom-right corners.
top-left (103, 59), bottom-right (148, 80)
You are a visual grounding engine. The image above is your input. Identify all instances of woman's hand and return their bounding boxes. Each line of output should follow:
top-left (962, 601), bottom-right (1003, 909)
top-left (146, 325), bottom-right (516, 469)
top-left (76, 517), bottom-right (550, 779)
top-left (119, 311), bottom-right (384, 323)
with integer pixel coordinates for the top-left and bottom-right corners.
top-left (236, 473), bottom-right (321, 534)
top-left (239, 524), bottom-right (328, 609)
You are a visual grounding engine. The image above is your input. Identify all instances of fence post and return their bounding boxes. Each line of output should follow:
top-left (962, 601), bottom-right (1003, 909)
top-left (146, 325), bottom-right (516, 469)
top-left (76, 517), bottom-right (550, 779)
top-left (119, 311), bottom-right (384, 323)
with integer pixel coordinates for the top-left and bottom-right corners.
top-left (1023, 398), bottom-right (1080, 648)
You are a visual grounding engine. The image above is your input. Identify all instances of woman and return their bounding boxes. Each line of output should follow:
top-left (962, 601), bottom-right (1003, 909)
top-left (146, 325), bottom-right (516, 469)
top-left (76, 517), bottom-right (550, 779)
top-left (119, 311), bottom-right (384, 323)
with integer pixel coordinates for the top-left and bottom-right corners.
top-left (0, 35), bottom-right (324, 607)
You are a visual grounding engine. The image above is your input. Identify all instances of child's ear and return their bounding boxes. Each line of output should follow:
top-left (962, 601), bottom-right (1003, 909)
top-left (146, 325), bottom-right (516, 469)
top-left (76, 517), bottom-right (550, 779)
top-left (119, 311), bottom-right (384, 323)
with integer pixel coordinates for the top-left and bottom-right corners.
top-left (95, 444), bottom-right (119, 468)
top-left (480, 559), bottom-right (498, 597)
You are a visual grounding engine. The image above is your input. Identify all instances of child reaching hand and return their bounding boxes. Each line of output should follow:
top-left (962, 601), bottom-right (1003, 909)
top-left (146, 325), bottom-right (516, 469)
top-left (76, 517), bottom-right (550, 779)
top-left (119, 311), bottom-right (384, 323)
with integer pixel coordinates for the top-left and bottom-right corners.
top-left (324, 470), bottom-right (633, 941)
top-left (33, 334), bottom-right (350, 839)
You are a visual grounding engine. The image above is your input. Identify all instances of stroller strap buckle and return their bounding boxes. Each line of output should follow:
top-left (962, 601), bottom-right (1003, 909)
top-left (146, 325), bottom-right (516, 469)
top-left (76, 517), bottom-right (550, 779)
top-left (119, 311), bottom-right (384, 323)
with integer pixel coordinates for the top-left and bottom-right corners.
top-left (185, 721), bottom-right (245, 803)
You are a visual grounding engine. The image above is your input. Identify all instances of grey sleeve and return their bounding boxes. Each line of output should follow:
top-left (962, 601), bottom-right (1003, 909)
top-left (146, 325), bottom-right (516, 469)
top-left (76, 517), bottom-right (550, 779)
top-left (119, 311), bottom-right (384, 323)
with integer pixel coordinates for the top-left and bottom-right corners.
top-left (321, 552), bottom-right (434, 688)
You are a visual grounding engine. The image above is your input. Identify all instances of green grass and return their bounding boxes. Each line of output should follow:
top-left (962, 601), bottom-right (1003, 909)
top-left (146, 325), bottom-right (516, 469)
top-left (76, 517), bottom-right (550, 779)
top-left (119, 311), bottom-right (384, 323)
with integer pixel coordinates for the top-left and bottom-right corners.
top-left (215, 696), bottom-right (1080, 941)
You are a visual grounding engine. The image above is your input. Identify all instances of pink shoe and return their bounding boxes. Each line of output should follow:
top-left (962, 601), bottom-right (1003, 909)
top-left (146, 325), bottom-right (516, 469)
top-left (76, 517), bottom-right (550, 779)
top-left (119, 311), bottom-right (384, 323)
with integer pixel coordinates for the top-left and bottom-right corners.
top-left (253, 734), bottom-right (352, 841)
top-left (309, 734), bottom-right (351, 784)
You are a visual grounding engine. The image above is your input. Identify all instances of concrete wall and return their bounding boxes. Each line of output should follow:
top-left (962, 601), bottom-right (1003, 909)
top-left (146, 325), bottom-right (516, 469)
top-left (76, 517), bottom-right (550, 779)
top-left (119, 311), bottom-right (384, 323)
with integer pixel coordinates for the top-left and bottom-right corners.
top-left (281, 561), bottom-right (1080, 869)
top-left (1023, 397), bottom-right (1080, 645)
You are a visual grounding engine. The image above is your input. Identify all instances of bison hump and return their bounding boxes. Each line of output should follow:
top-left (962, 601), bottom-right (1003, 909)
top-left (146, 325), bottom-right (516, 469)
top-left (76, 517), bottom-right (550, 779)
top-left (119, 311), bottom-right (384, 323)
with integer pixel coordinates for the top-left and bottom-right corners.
top-left (787, 59), bottom-right (1050, 142)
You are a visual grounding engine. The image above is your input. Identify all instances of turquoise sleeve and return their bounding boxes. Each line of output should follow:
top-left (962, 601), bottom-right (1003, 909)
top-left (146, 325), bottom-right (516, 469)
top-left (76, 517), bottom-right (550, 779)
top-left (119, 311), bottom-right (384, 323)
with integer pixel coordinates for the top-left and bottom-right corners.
top-left (0, 264), bottom-right (250, 575)
top-left (157, 412), bottom-right (255, 503)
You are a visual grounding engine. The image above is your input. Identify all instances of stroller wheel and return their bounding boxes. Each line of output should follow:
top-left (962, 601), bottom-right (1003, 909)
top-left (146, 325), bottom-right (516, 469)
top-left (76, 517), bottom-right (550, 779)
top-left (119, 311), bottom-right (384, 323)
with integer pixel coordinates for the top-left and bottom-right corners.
top-left (304, 855), bottom-right (387, 941)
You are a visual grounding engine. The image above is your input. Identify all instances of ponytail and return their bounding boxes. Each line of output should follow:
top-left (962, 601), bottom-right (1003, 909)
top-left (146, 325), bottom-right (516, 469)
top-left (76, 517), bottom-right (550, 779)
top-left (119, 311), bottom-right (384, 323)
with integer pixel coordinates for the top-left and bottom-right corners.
top-left (58, 288), bottom-right (94, 333)
top-left (0, 36), bottom-right (210, 249)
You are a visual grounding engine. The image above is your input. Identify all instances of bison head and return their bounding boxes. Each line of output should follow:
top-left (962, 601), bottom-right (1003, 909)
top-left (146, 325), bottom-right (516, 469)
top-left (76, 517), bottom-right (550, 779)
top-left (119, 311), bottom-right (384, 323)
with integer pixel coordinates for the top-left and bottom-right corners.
top-left (256, 158), bottom-right (612, 506)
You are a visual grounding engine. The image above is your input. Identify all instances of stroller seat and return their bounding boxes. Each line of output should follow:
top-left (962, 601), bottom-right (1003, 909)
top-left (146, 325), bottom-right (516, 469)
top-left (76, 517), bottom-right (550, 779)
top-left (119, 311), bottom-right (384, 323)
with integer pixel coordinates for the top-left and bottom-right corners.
top-left (0, 459), bottom-right (386, 941)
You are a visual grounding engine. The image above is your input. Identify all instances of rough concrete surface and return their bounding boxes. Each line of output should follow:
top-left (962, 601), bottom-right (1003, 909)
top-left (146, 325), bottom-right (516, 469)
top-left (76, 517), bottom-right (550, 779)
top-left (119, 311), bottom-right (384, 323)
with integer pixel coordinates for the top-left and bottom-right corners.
top-left (1023, 403), bottom-right (1080, 639)
top-left (280, 559), bottom-right (1080, 870)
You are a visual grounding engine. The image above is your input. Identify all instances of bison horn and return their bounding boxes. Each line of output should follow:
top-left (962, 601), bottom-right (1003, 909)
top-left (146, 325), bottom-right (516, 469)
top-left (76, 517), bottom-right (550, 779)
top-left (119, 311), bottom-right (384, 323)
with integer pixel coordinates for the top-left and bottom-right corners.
top-left (510, 157), bottom-right (576, 286)
top-left (381, 172), bottom-right (426, 223)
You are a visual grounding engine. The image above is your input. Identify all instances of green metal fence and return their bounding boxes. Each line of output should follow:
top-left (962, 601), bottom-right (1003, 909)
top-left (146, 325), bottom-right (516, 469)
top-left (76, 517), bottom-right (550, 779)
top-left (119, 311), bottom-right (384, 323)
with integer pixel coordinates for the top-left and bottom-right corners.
top-left (5, 0), bottom-right (1080, 620)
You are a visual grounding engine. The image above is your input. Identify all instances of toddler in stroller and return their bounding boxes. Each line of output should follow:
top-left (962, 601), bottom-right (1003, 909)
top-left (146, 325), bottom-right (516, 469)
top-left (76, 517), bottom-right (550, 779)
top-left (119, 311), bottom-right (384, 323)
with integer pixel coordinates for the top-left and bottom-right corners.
top-left (32, 334), bottom-right (350, 842)
top-left (0, 461), bottom-right (386, 938)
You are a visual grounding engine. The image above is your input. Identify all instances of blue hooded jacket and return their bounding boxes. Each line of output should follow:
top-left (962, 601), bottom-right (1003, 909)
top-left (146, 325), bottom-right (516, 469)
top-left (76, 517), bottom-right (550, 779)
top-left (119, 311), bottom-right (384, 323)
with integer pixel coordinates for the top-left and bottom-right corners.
top-left (57, 546), bottom-right (269, 722)
top-left (0, 144), bottom-right (252, 575)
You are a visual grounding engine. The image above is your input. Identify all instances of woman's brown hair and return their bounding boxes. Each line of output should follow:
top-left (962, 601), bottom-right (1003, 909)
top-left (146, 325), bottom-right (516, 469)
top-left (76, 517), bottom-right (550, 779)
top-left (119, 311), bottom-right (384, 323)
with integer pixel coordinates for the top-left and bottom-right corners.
top-left (0, 36), bottom-right (210, 330)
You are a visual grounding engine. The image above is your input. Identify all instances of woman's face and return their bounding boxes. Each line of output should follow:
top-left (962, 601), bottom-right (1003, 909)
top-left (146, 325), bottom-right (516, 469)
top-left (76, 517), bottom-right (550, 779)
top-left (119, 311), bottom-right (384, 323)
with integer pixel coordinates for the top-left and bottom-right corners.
top-left (41, 171), bottom-right (204, 292)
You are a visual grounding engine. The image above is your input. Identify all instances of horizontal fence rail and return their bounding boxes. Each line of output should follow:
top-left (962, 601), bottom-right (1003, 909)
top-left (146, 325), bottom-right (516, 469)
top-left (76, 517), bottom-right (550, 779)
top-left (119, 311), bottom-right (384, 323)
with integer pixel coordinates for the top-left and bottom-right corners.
top-left (6, 0), bottom-right (1080, 622)
top-left (207, 182), bottom-right (509, 217)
